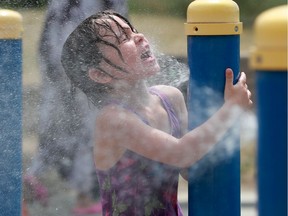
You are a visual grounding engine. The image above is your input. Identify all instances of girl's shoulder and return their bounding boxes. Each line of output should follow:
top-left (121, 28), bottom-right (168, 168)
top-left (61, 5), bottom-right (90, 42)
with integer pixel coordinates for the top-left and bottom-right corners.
top-left (96, 103), bottom-right (128, 123)
top-left (150, 85), bottom-right (182, 95)
top-left (150, 85), bottom-right (184, 104)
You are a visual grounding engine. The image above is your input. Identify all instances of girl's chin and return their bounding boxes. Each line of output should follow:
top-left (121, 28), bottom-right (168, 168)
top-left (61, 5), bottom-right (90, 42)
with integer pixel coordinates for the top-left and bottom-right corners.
top-left (149, 61), bottom-right (160, 72)
top-left (146, 65), bottom-right (160, 77)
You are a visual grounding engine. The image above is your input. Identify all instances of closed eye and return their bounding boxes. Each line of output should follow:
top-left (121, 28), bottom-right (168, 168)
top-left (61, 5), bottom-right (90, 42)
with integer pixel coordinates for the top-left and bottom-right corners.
top-left (119, 26), bottom-right (141, 44)
top-left (118, 32), bottom-right (129, 44)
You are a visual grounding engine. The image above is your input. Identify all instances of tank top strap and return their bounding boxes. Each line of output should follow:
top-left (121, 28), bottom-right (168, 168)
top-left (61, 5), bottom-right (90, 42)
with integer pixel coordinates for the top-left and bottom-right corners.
top-left (148, 87), bottom-right (182, 138)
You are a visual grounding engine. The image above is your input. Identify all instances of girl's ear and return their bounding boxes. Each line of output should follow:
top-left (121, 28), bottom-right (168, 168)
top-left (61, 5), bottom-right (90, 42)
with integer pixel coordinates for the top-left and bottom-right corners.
top-left (88, 68), bottom-right (112, 84)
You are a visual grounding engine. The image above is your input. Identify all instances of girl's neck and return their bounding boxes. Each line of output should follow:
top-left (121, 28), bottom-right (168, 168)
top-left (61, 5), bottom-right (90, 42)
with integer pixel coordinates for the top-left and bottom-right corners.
top-left (109, 80), bottom-right (152, 110)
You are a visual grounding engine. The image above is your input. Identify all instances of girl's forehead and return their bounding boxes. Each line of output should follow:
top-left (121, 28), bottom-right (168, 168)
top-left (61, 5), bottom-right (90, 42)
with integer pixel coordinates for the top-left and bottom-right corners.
top-left (97, 15), bottom-right (130, 37)
top-left (112, 15), bottom-right (129, 27)
top-left (107, 15), bottom-right (130, 29)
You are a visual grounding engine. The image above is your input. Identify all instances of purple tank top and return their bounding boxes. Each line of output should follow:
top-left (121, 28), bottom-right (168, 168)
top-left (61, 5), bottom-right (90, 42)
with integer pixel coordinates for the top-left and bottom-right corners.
top-left (96, 88), bottom-right (183, 216)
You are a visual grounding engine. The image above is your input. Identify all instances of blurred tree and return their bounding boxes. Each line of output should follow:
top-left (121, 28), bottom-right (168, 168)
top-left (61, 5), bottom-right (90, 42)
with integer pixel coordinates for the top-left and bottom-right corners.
top-left (128, 0), bottom-right (287, 25)
top-left (1, 0), bottom-right (286, 17)
top-left (235, 0), bottom-right (287, 25)
top-left (128, 0), bottom-right (190, 17)
top-left (0, 0), bottom-right (48, 8)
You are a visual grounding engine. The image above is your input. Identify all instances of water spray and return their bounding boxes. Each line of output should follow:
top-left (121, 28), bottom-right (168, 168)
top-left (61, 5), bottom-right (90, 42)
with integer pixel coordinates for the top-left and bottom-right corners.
top-left (0, 9), bottom-right (23, 215)
top-left (185, 0), bottom-right (242, 215)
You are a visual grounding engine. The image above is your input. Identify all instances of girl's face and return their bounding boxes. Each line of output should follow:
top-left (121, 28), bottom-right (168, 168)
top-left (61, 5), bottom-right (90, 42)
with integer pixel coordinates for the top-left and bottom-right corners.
top-left (97, 15), bottom-right (160, 82)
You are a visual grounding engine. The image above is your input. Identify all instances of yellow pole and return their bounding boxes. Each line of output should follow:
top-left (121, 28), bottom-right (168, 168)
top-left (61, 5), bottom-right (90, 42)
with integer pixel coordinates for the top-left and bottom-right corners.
top-left (0, 9), bottom-right (23, 39)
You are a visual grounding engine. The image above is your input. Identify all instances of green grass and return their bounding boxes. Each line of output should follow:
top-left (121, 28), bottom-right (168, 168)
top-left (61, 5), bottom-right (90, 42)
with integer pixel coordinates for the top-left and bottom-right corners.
top-left (128, 0), bottom-right (190, 17)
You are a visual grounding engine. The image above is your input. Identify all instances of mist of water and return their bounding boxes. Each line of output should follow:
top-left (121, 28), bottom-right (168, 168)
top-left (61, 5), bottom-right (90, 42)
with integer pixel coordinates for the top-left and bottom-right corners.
top-left (145, 50), bottom-right (257, 179)
top-left (20, 6), bottom-right (257, 215)
top-left (147, 52), bottom-right (189, 88)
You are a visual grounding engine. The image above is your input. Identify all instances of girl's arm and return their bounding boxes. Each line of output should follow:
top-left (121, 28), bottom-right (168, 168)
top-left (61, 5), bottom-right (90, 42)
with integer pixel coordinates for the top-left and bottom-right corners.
top-left (95, 69), bottom-right (252, 168)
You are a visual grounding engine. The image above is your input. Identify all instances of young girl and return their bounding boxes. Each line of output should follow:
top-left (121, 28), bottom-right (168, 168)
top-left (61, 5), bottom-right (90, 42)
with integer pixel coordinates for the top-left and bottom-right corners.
top-left (61, 10), bottom-right (252, 216)
top-left (25, 2), bottom-right (128, 215)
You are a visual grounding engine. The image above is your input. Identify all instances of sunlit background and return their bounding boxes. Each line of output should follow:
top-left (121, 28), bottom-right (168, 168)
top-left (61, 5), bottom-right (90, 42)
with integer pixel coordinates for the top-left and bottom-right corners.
top-left (0, 0), bottom-right (286, 215)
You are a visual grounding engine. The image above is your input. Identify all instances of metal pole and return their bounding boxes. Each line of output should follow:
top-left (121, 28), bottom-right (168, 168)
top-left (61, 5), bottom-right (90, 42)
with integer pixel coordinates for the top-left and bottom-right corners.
top-left (0, 9), bottom-right (23, 215)
top-left (250, 5), bottom-right (287, 216)
top-left (185, 1), bottom-right (242, 215)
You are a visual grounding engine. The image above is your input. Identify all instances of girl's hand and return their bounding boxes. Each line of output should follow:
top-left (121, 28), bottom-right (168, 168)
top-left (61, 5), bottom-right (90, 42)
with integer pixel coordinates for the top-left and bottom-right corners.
top-left (224, 68), bottom-right (253, 109)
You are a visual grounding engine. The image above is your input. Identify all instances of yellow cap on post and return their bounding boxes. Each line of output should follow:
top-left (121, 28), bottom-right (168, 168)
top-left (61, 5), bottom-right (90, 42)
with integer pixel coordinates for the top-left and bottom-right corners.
top-left (250, 5), bottom-right (288, 70)
top-left (185, 0), bottom-right (242, 35)
top-left (0, 9), bottom-right (23, 39)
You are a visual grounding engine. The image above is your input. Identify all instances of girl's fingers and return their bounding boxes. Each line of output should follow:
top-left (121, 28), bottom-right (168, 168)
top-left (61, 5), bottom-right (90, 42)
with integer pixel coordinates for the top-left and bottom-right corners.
top-left (225, 68), bottom-right (234, 89)
top-left (248, 90), bottom-right (252, 98)
top-left (239, 72), bottom-right (247, 85)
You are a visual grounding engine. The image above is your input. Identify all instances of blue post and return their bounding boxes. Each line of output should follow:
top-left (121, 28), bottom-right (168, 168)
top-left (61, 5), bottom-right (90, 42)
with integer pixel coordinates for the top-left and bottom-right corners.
top-left (250, 5), bottom-right (287, 216)
top-left (0, 9), bottom-right (23, 215)
top-left (185, 1), bottom-right (242, 215)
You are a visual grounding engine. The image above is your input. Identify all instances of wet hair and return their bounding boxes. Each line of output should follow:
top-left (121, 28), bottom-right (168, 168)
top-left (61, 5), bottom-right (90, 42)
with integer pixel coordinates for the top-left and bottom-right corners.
top-left (61, 10), bottom-right (137, 107)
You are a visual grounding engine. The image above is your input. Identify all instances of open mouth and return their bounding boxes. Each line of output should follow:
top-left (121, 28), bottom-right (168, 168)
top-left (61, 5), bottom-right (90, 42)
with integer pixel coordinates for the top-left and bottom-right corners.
top-left (140, 50), bottom-right (152, 60)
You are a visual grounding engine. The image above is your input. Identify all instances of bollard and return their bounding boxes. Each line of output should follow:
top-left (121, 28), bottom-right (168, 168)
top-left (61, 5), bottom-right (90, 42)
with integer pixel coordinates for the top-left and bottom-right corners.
top-left (185, 0), bottom-right (242, 215)
top-left (250, 5), bottom-right (287, 216)
top-left (0, 9), bottom-right (23, 215)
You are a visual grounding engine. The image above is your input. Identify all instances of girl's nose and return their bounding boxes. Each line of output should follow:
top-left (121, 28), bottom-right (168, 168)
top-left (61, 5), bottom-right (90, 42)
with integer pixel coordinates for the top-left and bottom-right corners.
top-left (133, 32), bottom-right (144, 43)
